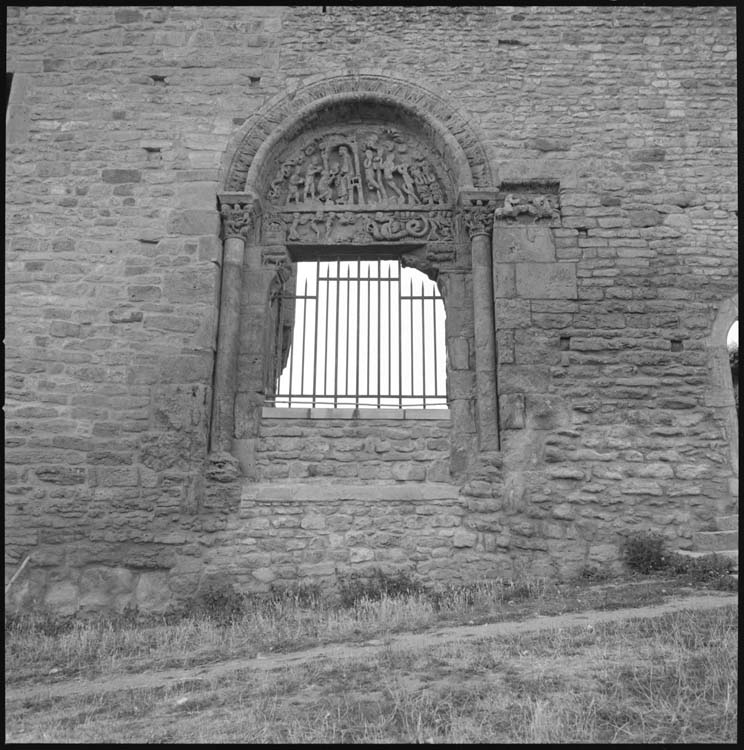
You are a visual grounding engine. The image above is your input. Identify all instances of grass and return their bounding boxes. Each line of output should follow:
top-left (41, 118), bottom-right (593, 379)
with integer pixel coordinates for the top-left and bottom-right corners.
top-left (5, 554), bottom-right (738, 742)
top-left (5, 603), bottom-right (737, 743)
top-left (5, 577), bottom-right (549, 682)
top-left (5, 568), bottom-right (734, 684)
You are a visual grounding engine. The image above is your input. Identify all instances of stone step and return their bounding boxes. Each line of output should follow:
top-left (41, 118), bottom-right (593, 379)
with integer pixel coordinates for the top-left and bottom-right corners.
top-left (691, 529), bottom-right (738, 552)
top-left (675, 548), bottom-right (738, 573)
top-left (715, 514), bottom-right (739, 531)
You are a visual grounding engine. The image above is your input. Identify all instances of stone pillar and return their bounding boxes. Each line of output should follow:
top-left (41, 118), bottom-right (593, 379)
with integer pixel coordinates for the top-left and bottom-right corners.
top-left (462, 202), bottom-right (499, 451)
top-left (210, 195), bottom-right (256, 455)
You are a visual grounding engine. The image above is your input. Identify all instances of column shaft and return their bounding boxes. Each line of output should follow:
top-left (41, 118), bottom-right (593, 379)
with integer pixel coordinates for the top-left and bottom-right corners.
top-left (471, 232), bottom-right (500, 450)
top-left (210, 236), bottom-right (246, 453)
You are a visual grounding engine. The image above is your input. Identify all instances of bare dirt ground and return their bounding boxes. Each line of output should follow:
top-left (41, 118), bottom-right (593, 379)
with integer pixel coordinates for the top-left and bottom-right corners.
top-left (6, 591), bottom-right (735, 707)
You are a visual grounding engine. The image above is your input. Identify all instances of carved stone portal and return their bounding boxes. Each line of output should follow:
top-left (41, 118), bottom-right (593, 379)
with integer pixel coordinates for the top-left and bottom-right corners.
top-left (262, 124), bottom-right (454, 245)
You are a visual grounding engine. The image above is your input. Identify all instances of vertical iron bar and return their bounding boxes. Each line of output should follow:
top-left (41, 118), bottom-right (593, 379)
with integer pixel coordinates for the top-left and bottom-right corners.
top-left (398, 263), bottom-right (403, 409)
top-left (271, 293), bottom-right (278, 405)
top-left (333, 259), bottom-right (341, 408)
top-left (356, 260), bottom-right (362, 409)
top-left (344, 263), bottom-right (350, 407)
top-left (323, 261), bottom-right (331, 408)
top-left (298, 274), bottom-right (309, 406)
top-left (377, 258), bottom-right (381, 408)
top-left (366, 261), bottom-right (372, 405)
top-left (279, 287), bottom-right (286, 405)
top-left (387, 263), bottom-right (392, 408)
top-left (409, 274), bottom-right (414, 409)
top-left (287, 293), bottom-right (295, 407)
top-left (421, 277), bottom-right (427, 409)
top-left (432, 282), bottom-right (439, 404)
top-left (311, 262), bottom-right (320, 408)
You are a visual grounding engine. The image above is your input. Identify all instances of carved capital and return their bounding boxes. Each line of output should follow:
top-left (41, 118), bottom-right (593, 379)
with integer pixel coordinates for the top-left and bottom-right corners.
top-left (461, 205), bottom-right (494, 239)
top-left (220, 202), bottom-right (254, 241)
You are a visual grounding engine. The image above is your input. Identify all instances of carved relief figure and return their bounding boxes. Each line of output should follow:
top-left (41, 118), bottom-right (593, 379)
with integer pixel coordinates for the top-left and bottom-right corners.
top-left (270, 161), bottom-right (294, 201)
top-left (531, 195), bottom-right (559, 221)
top-left (363, 145), bottom-right (383, 203)
top-left (286, 165), bottom-right (304, 205)
top-left (288, 212), bottom-right (302, 241)
top-left (494, 192), bottom-right (560, 222)
top-left (221, 202), bottom-right (253, 238)
top-left (316, 164), bottom-right (334, 205)
top-left (371, 149), bottom-right (386, 202)
top-left (382, 151), bottom-right (406, 205)
top-left (397, 162), bottom-right (421, 205)
top-left (494, 193), bottom-right (520, 219)
top-left (303, 158), bottom-right (322, 200)
top-left (411, 164), bottom-right (432, 204)
top-left (335, 145), bottom-right (355, 205)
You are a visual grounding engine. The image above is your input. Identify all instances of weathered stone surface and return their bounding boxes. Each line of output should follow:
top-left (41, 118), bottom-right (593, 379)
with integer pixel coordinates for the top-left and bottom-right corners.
top-left (515, 262), bottom-right (577, 299)
top-left (102, 169), bottom-right (141, 184)
top-left (493, 225), bottom-right (556, 263)
top-left (499, 393), bottom-right (525, 430)
top-left (4, 6), bottom-right (738, 611)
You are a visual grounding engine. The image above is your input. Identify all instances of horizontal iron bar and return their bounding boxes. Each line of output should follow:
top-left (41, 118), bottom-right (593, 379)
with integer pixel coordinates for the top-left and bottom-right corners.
top-left (317, 276), bottom-right (399, 282)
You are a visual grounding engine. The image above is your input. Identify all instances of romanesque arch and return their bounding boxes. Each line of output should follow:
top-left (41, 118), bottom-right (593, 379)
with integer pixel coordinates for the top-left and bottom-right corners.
top-left (209, 72), bottom-right (502, 477)
top-left (219, 69), bottom-right (494, 194)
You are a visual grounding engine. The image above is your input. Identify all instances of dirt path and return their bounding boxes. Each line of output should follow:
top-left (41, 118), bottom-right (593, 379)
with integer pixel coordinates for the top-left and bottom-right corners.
top-left (6, 592), bottom-right (736, 705)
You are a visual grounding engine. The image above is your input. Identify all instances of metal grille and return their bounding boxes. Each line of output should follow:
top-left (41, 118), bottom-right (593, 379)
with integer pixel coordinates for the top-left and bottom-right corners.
top-left (267, 259), bottom-right (447, 409)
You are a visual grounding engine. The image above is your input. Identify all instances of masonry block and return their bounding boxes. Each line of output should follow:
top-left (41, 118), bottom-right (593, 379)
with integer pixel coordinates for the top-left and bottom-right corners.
top-left (493, 225), bottom-right (556, 263)
top-left (515, 262), bottom-right (577, 299)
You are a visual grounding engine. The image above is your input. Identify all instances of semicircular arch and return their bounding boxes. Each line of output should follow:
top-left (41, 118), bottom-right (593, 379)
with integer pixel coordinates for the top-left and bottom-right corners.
top-left (220, 70), bottom-right (494, 195)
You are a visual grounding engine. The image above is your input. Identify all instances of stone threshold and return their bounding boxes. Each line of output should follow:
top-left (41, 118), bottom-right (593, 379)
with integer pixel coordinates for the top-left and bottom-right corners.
top-left (262, 406), bottom-right (451, 421)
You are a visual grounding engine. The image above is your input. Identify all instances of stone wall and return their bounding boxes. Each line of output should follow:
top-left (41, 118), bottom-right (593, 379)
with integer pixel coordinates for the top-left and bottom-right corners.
top-left (5, 6), bottom-right (737, 612)
top-left (257, 411), bottom-right (453, 483)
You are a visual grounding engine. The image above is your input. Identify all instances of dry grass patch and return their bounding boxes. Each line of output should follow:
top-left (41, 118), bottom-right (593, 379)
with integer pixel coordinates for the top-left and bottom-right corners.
top-left (6, 604), bottom-right (736, 743)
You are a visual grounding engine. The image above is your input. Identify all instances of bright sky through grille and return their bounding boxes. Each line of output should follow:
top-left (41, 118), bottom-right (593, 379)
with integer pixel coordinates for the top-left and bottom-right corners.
top-left (273, 259), bottom-right (447, 409)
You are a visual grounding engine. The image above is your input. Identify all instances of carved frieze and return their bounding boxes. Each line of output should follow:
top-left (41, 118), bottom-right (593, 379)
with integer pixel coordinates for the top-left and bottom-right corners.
top-left (493, 185), bottom-right (561, 224)
top-left (263, 207), bottom-right (454, 245)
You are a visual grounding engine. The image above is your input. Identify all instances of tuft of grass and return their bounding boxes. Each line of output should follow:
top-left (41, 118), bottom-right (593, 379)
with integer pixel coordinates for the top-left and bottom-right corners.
top-left (336, 567), bottom-right (425, 607)
top-left (622, 531), bottom-right (668, 574)
top-left (621, 530), bottom-right (737, 591)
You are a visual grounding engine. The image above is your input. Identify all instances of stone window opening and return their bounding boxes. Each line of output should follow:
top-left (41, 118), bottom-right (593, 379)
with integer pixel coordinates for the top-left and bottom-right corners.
top-left (728, 319), bottom-right (738, 419)
top-left (705, 297), bottom-right (738, 481)
top-left (5, 72), bottom-right (13, 113)
top-left (266, 256), bottom-right (448, 411)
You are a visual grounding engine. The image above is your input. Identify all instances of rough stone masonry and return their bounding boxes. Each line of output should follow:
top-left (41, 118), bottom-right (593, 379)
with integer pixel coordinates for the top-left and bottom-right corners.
top-left (5, 6), bottom-right (738, 614)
